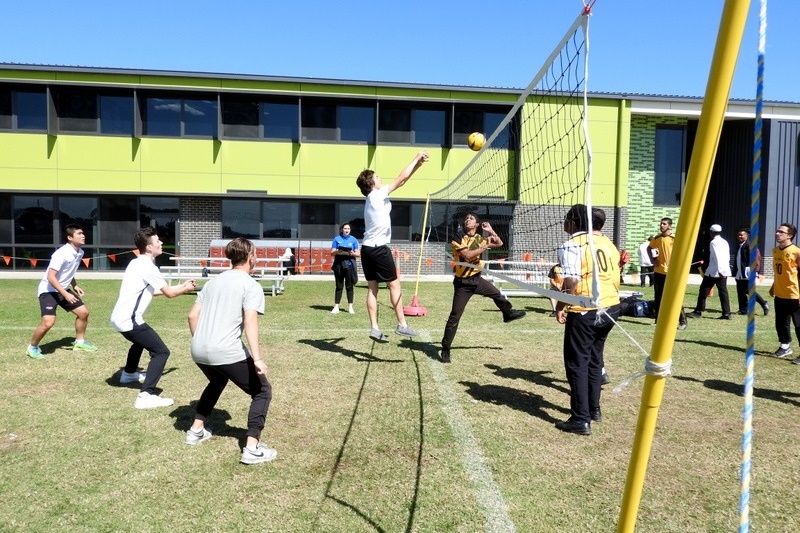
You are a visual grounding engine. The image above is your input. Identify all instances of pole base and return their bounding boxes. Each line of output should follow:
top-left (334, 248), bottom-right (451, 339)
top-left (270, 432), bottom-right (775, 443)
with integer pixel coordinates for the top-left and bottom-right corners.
top-left (403, 295), bottom-right (428, 316)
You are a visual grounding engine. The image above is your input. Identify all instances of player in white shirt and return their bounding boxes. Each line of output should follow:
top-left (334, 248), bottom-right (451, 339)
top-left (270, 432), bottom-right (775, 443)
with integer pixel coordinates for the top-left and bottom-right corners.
top-left (355, 151), bottom-right (428, 343)
top-left (110, 227), bottom-right (196, 409)
top-left (26, 224), bottom-right (96, 359)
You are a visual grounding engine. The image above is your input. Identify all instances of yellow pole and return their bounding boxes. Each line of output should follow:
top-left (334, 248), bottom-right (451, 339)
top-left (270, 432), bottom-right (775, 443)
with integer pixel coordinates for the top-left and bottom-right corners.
top-left (412, 194), bottom-right (431, 297)
top-left (617, 1), bottom-right (751, 531)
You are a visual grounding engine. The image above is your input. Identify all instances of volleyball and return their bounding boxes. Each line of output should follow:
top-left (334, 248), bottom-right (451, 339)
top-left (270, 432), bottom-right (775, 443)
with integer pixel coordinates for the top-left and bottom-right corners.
top-left (467, 132), bottom-right (486, 151)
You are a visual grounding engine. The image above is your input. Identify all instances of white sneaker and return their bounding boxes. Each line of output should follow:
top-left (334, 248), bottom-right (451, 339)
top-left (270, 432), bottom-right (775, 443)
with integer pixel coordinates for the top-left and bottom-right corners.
top-left (348, 307), bottom-right (355, 314)
top-left (185, 427), bottom-right (212, 445)
top-left (120, 370), bottom-right (146, 384)
top-left (331, 307), bottom-right (340, 314)
top-left (134, 391), bottom-right (174, 409)
top-left (240, 443), bottom-right (277, 465)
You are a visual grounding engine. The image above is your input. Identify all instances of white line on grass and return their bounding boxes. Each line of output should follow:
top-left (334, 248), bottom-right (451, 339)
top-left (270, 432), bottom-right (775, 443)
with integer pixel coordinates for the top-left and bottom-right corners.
top-left (417, 331), bottom-right (517, 533)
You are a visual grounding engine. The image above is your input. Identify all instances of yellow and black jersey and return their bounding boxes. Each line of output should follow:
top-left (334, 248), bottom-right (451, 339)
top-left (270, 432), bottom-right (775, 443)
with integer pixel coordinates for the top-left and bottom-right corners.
top-left (451, 232), bottom-right (485, 278)
top-left (772, 244), bottom-right (800, 299)
top-left (650, 233), bottom-right (675, 275)
top-left (561, 233), bottom-right (620, 312)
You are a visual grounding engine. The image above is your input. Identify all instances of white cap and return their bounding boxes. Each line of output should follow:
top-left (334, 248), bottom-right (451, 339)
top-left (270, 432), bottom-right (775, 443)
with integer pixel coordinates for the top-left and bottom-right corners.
top-left (709, 224), bottom-right (722, 232)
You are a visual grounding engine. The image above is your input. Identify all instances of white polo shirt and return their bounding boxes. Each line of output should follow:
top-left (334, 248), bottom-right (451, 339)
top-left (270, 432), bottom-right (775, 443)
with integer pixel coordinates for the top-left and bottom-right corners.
top-left (38, 244), bottom-right (83, 296)
top-left (110, 255), bottom-right (167, 332)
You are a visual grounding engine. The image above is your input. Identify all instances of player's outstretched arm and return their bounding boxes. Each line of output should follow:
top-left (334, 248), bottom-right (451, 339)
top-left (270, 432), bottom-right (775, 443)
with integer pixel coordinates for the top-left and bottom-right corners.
top-left (387, 151), bottom-right (428, 193)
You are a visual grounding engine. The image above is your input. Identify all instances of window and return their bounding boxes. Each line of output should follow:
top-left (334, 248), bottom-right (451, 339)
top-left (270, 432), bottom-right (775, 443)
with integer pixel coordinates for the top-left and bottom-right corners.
top-left (100, 95), bottom-right (134, 135)
top-left (143, 96), bottom-right (217, 137)
top-left (0, 195), bottom-right (12, 243)
top-left (58, 91), bottom-right (98, 132)
top-left (140, 197), bottom-right (179, 266)
top-left (378, 106), bottom-right (447, 146)
top-left (263, 202), bottom-right (298, 238)
top-left (654, 126), bottom-right (686, 206)
top-left (454, 106), bottom-right (513, 149)
top-left (0, 89), bottom-right (12, 130)
top-left (339, 105), bottom-right (374, 144)
top-left (301, 103), bottom-right (337, 141)
top-left (263, 102), bottom-right (298, 141)
top-left (302, 100), bottom-right (374, 143)
top-left (59, 197), bottom-right (98, 244)
top-left (222, 199), bottom-right (260, 238)
top-left (98, 197), bottom-right (138, 245)
top-left (223, 100), bottom-right (259, 138)
top-left (14, 196), bottom-right (54, 244)
top-left (299, 202), bottom-right (335, 239)
top-left (15, 90), bottom-right (47, 131)
top-left (337, 202), bottom-right (365, 239)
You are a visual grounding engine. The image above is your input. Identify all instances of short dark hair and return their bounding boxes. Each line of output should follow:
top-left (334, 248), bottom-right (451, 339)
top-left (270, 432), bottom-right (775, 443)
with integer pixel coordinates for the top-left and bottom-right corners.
top-left (134, 227), bottom-right (158, 253)
top-left (356, 170), bottom-right (375, 196)
top-left (463, 212), bottom-right (480, 223)
top-left (661, 217), bottom-right (673, 226)
top-left (737, 228), bottom-right (750, 235)
top-left (564, 204), bottom-right (589, 233)
top-left (226, 237), bottom-right (255, 267)
top-left (780, 223), bottom-right (797, 238)
top-left (65, 224), bottom-right (83, 238)
top-left (591, 207), bottom-right (606, 231)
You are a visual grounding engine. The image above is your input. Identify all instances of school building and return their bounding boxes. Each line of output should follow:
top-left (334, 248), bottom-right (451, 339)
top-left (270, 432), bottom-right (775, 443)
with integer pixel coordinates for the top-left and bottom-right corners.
top-left (0, 64), bottom-right (798, 275)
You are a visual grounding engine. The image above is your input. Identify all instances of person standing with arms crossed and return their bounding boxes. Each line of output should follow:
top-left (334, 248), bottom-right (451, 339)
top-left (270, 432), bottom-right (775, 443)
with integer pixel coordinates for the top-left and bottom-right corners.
top-left (769, 223), bottom-right (800, 361)
top-left (26, 224), bottom-right (97, 359)
top-left (732, 228), bottom-right (769, 316)
top-left (554, 204), bottom-right (620, 435)
top-left (356, 151), bottom-right (428, 343)
top-left (648, 217), bottom-right (687, 330)
top-left (110, 227), bottom-right (196, 409)
top-left (329, 222), bottom-right (360, 315)
top-left (185, 237), bottom-right (277, 465)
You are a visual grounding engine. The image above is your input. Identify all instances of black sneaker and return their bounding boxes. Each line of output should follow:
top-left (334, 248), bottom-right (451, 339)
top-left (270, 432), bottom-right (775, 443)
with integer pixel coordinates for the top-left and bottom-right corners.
top-left (737, 310), bottom-right (748, 315)
top-left (601, 372), bottom-right (611, 386)
top-left (717, 315), bottom-right (732, 320)
top-left (555, 418), bottom-right (591, 435)
top-left (763, 303), bottom-right (770, 316)
top-left (440, 349), bottom-right (451, 364)
top-left (503, 310), bottom-right (526, 323)
top-left (590, 408), bottom-right (602, 423)
top-left (772, 347), bottom-right (793, 359)
top-left (686, 311), bottom-right (702, 319)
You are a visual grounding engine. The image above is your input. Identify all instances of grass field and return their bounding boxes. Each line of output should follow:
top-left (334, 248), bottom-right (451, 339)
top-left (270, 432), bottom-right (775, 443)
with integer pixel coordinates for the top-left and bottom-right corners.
top-left (1, 278), bottom-right (798, 532)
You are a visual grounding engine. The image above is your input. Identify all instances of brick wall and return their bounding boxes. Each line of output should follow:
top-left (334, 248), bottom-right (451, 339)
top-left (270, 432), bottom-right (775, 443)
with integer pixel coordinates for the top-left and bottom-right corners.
top-left (179, 197), bottom-right (222, 257)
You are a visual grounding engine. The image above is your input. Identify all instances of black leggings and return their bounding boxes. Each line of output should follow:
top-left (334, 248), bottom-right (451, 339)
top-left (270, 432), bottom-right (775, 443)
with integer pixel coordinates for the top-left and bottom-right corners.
top-left (121, 323), bottom-right (170, 394)
top-left (333, 266), bottom-right (355, 304)
top-left (194, 357), bottom-right (272, 440)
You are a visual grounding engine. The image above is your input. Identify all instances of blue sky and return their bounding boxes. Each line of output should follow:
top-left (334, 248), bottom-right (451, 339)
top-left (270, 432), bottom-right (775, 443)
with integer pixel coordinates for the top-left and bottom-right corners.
top-left (3, 1), bottom-right (798, 103)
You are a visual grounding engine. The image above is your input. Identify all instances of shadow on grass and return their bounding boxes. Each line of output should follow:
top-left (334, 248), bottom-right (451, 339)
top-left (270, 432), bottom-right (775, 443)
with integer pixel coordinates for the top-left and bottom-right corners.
top-left (674, 375), bottom-right (800, 407)
top-left (298, 337), bottom-right (404, 363)
top-left (674, 337), bottom-right (747, 352)
top-left (485, 364), bottom-right (570, 395)
top-left (168, 402), bottom-right (247, 446)
top-left (459, 380), bottom-right (568, 423)
top-left (38, 336), bottom-right (77, 354)
top-left (398, 338), bottom-right (440, 362)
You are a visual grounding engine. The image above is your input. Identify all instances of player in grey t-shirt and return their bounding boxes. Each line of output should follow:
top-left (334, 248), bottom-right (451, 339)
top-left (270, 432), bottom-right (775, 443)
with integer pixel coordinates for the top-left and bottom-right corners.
top-left (185, 237), bottom-right (277, 465)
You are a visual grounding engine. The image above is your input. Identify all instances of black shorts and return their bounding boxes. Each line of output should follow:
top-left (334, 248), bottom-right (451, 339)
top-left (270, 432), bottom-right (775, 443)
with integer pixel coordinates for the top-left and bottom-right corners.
top-left (38, 291), bottom-right (85, 316)
top-left (360, 245), bottom-right (398, 283)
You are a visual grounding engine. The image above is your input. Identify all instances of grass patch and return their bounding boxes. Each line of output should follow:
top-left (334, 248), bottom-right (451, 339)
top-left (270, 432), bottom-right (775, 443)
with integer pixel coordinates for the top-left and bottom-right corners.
top-left (0, 278), bottom-right (797, 532)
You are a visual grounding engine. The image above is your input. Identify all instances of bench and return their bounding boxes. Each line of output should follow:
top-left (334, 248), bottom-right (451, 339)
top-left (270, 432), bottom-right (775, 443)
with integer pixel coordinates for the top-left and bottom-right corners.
top-left (483, 260), bottom-right (555, 298)
top-left (161, 257), bottom-right (289, 296)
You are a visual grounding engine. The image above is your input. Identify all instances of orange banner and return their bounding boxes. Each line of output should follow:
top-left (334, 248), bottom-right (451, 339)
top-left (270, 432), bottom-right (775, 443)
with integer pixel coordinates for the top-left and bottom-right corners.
top-left (108, 254), bottom-right (116, 263)
top-left (2, 256), bottom-right (9, 265)
top-left (298, 266), bottom-right (306, 274)
top-left (30, 258), bottom-right (38, 267)
top-left (523, 252), bottom-right (532, 262)
top-left (132, 249), bottom-right (140, 257)
top-left (82, 258), bottom-right (90, 267)
top-left (200, 260), bottom-right (207, 267)
top-left (426, 258), bottom-right (433, 267)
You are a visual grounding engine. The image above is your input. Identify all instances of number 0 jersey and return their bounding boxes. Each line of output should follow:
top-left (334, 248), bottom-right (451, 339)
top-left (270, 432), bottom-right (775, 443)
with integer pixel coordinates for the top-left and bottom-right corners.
top-left (558, 232), bottom-right (620, 312)
top-left (772, 244), bottom-right (800, 299)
